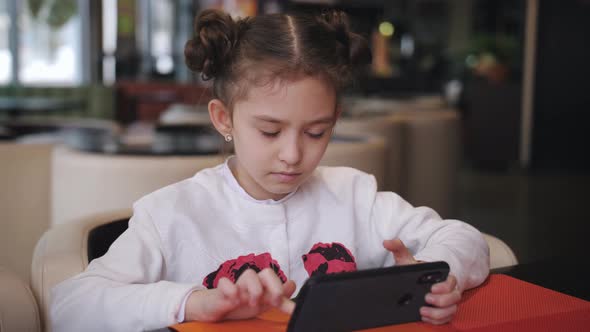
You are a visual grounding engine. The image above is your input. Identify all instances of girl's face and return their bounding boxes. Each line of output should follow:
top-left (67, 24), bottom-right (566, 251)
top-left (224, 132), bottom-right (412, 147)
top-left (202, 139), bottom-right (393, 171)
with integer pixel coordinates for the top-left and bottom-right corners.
top-left (229, 76), bottom-right (337, 201)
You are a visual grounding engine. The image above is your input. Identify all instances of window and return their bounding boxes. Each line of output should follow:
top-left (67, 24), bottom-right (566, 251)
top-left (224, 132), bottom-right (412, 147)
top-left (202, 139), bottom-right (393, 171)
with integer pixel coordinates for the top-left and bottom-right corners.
top-left (1, 0), bottom-right (86, 85)
top-left (151, 0), bottom-right (175, 75)
top-left (18, 0), bottom-right (81, 84)
top-left (0, 0), bottom-right (11, 83)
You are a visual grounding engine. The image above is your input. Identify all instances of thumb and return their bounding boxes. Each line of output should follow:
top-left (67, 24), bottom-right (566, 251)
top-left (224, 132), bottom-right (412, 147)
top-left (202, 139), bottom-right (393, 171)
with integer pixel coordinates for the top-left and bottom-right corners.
top-left (279, 280), bottom-right (296, 315)
top-left (282, 280), bottom-right (296, 298)
top-left (383, 239), bottom-right (417, 265)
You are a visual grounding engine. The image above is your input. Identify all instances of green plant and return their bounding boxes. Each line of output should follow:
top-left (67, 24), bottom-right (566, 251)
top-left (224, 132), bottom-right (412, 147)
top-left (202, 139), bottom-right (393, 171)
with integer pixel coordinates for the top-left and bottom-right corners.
top-left (47, 0), bottom-right (77, 29)
top-left (27, 0), bottom-right (77, 29)
top-left (467, 34), bottom-right (520, 68)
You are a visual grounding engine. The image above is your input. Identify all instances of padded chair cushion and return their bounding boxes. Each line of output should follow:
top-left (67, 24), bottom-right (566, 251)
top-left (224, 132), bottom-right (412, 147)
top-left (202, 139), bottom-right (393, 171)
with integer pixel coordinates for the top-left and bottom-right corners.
top-left (320, 135), bottom-right (387, 190)
top-left (483, 233), bottom-right (518, 269)
top-left (31, 210), bottom-right (132, 331)
top-left (51, 146), bottom-right (224, 226)
top-left (335, 115), bottom-right (403, 193)
top-left (0, 143), bottom-right (53, 282)
top-left (87, 219), bottom-right (129, 262)
top-left (394, 109), bottom-right (461, 218)
top-left (0, 266), bottom-right (41, 332)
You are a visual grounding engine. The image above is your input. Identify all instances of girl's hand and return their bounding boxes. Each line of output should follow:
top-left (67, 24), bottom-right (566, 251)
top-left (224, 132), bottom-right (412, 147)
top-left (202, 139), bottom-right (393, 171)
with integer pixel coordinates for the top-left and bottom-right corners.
top-left (383, 238), bottom-right (461, 325)
top-left (382, 238), bottom-right (419, 265)
top-left (185, 267), bottom-right (296, 322)
top-left (421, 274), bottom-right (461, 325)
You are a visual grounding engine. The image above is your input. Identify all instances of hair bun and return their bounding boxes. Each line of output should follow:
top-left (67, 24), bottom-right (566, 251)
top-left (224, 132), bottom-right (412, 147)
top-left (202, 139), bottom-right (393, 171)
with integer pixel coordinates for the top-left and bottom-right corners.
top-left (348, 31), bottom-right (371, 67)
top-left (184, 9), bottom-right (240, 80)
top-left (320, 11), bottom-right (350, 51)
top-left (320, 11), bottom-right (371, 67)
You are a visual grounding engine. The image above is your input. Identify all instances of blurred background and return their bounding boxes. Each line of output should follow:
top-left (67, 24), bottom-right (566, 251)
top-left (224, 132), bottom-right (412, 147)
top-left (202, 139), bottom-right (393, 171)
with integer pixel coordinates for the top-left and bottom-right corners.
top-left (1, 0), bottom-right (590, 283)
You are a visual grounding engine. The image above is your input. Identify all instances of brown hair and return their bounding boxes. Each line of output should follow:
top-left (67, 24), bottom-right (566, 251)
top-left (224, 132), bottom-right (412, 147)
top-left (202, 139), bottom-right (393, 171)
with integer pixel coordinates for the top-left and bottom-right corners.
top-left (184, 9), bottom-right (371, 109)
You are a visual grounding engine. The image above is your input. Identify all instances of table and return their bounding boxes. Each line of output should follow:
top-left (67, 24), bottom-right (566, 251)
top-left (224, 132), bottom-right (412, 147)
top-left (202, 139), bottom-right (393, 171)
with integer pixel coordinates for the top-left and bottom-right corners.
top-left (151, 257), bottom-right (589, 331)
top-left (0, 96), bottom-right (86, 119)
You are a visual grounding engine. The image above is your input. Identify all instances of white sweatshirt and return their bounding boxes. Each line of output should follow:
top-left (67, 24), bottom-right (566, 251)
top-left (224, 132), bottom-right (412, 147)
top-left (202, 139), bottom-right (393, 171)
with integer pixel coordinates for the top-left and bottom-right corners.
top-left (50, 162), bottom-right (489, 332)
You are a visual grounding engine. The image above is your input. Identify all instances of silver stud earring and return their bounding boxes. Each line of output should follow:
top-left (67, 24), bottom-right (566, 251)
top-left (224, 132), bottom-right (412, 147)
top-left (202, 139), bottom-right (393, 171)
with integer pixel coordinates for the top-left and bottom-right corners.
top-left (224, 134), bottom-right (233, 142)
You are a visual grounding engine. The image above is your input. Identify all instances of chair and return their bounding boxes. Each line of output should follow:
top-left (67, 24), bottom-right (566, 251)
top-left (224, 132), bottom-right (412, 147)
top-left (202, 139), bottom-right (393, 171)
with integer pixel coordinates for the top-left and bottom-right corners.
top-left (320, 135), bottom-right (387, 189)
top-left (0, 120), bottom-right (119, 282)
top-left (0, 143), bottom-right (53, 282)
top-left (334, 113), bottom-right (404, 193)
top-left (393, 109), bottom-right (461, 218)
top-left (482, 233), bottom-right (519, 269)
top-left (51, 146), bottom-right (224, 226)
top-left (0, 265), bottom-right (41, 332)
top-left (338, 98), bottom-right (462, 218)
top-left (31, 210), bottom-right (132, 331)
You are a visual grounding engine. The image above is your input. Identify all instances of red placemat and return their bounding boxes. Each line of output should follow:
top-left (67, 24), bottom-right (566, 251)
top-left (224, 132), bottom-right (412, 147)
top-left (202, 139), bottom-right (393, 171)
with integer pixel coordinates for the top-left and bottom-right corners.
top-left (447, 274), bottom-right (590, 332)
top-left (171, 274), bottom-right (590, 332)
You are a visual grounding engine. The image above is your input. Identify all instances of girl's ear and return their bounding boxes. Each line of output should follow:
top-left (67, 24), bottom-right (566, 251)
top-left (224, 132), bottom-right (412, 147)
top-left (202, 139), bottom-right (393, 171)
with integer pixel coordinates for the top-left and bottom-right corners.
top-left (208, 99), bottom-right (233, 136)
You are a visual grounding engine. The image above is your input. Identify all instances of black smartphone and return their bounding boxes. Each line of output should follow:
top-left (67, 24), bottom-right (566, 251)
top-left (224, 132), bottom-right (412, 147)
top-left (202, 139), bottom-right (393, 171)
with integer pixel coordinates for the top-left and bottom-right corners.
top-left (287, 261), bottom-right (450, 332)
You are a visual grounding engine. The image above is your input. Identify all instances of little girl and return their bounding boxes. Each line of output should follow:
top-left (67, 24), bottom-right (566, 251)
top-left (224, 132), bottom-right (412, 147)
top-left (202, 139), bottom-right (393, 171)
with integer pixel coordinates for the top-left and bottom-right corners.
top-left (51, 9), bottom-right (489, 331)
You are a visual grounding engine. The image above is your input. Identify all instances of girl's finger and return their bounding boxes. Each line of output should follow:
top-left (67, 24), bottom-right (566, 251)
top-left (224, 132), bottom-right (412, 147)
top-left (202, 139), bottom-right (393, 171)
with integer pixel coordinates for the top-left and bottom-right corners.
top-left (198, 279), bottom-right (240, 322)
top-left (425, 289), bottom-right (462, 307)
top-left (382, 239), bottom-right (418, 265)
top-left (421, 315), bottom-right (450, 325)
top-left (217, 277), bottom-right (239, 303)
top-left (278, 280), bottom-right (297, 314)
top-left (420, 304), bottom-right (457, 323)
top-left (431, 274), bottom-right (458, 294)
top-left (236, 269), bottom-right (263, 307)
top-left (258, 268), bottom-right (285, 306)
top-left (282, 280), bottom-right (296, 298)
top-left (278, 296), bottom-right (296, 315)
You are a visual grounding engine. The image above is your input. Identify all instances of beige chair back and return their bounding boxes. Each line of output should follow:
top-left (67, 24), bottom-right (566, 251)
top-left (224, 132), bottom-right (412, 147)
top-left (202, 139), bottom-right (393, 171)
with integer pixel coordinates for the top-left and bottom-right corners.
top-left (483, 233), bottom-right (519, 269)
top-left (393, 110), bottom-right (461, 218)
top-left (335, 114), bottom-right (403, 193)
top-left (31, 210), bottom-right (131, 331)
top-left (0, 266), bottom-right (41, 332)
top-left (341, 96), bottom-right (461, 217)
top-left (51, 146), bottom-right (224, 226)
top-left (0, 143), bottom-right (53, 282)
top-left (320, 135), bottom-right (387, 189)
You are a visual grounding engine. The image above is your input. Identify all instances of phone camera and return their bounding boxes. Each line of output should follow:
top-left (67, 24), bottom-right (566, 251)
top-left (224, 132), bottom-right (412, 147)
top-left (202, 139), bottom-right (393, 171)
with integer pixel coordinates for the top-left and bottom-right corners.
top-left (417, 272), bottom-right (444, 284)
top-left (397, 293), bottom-right (413, 306)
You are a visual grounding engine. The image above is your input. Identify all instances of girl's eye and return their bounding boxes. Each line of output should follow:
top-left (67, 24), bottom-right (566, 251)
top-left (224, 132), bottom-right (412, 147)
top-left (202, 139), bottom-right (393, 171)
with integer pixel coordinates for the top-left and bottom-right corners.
top-left (261, 131), bottom-right (279, 137)
top-left (307, 131), bottom-right (325, 139)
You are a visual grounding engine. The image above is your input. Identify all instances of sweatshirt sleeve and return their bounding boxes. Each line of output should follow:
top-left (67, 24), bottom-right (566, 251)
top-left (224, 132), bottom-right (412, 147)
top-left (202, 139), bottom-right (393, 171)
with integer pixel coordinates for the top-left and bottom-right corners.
top-left (50, 204), bottom-right (198, 332)
top-left (360, 174), bottom-right (490, 291)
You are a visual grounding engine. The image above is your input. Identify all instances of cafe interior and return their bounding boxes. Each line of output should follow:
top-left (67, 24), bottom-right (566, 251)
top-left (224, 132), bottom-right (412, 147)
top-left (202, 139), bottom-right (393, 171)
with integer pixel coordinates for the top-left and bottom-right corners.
top-left (1, 0), bottom-right (589, 331)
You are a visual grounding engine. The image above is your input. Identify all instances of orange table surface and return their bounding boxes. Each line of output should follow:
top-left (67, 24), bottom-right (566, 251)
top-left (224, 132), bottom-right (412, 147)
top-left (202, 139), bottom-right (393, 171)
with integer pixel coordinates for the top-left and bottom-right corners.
top-left (171, 274), bottom-right (590, 332)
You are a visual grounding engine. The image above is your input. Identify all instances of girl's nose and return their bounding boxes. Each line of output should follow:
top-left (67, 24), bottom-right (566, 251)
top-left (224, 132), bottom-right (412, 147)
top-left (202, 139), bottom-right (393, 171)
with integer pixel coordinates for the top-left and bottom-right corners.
top-left (278, 135), bottom-right (302, 166)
